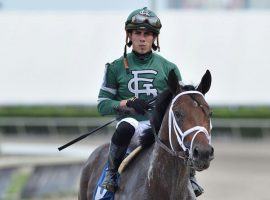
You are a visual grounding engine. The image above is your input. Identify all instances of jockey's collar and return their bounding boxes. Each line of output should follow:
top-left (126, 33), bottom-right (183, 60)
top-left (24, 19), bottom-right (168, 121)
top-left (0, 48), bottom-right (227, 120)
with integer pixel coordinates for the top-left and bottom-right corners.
top-left (132, 50), bottom-right (152, 62)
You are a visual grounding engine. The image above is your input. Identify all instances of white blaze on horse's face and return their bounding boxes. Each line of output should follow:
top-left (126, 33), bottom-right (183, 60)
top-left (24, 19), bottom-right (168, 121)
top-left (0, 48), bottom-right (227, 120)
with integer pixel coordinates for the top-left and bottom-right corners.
top-left (168, 91), bottom-right (214, 170)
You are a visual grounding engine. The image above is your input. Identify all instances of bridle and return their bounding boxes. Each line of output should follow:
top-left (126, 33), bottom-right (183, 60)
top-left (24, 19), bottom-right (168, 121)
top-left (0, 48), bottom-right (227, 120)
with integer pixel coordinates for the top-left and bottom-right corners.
top-left (154, 91), bottom-right (212, 165)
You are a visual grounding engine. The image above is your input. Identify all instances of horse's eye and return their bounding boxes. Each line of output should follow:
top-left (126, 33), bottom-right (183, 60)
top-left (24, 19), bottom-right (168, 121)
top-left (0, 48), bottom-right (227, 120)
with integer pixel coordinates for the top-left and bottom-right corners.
top-left (174, 111), bottom-right (182, 119)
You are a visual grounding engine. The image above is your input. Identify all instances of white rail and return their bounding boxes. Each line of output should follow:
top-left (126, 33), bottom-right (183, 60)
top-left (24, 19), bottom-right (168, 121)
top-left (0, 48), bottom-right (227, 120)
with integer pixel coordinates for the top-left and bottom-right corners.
top-left (0, 117), bottom-right (115, 135)
top-left (0, 117), bottom-right (269, 137)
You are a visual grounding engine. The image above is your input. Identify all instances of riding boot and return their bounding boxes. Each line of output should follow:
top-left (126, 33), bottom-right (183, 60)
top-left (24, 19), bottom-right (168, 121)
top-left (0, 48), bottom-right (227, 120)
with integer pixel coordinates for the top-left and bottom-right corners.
top-left (190, 168), bottom-right (204, 197)
top-left (101, 142), bottom-right (127, 192)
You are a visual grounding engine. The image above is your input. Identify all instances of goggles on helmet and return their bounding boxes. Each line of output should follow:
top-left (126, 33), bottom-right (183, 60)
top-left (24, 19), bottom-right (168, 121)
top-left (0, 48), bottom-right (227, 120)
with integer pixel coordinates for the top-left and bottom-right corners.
top-left (131, 14), bottom-right (161, 29)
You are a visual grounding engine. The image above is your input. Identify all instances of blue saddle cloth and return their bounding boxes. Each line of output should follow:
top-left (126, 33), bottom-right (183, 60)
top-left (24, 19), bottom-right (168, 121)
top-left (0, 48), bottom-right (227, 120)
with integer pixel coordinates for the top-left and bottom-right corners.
top-left (93, 162), bottom-right (116, 200)
top-left (93, 149), bottom-right (133, 200)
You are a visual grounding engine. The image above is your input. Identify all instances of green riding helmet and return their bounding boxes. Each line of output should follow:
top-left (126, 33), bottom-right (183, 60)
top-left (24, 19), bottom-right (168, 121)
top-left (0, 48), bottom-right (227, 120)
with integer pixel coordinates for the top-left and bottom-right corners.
top-left (125, 7), bottom-right (162, 34)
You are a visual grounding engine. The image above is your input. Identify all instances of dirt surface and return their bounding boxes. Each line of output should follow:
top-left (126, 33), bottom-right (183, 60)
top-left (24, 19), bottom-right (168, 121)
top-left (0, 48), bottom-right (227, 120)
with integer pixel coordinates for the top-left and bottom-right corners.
top-left (197, 139), bottom-right (270, 200)
top-left (0, 135), bottom-right (269, 200)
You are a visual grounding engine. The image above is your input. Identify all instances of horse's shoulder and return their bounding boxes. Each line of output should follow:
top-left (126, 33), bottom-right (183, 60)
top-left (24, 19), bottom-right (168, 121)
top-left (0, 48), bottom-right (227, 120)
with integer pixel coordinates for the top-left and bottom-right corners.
top-left (88, 143), bottom-right (109, 161)
top-left (94, 143), bottom-right (109, 154)
top-left (116, 146), bottom-right (154, 199)
top-left (82, 143), bottom-right (108, 173)
top-left (122, 145), bottom-right (154, 173)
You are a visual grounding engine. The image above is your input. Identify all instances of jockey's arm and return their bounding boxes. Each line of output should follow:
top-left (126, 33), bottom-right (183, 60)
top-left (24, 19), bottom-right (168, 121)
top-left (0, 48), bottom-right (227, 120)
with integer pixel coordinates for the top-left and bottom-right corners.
top-left (97, 86), bottom-right (129, 116)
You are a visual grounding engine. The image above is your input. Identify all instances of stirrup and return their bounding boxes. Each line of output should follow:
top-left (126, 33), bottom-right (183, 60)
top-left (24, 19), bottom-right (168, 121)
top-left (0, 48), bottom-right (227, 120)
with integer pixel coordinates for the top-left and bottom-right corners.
top-left (190, 177), bottom-right (204, 197)
top-left (101, 170), bottom-right (119, 193)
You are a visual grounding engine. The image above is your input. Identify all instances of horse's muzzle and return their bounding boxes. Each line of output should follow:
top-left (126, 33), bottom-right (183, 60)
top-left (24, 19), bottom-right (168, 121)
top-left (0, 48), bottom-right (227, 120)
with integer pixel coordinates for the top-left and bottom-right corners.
top-left (191, 144), bottom-right (214, 171)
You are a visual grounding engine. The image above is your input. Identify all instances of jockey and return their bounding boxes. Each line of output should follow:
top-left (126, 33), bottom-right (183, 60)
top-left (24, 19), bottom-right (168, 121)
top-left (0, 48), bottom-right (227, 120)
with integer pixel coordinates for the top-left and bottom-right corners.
top-left (97, 7), bottom-right (204, 196)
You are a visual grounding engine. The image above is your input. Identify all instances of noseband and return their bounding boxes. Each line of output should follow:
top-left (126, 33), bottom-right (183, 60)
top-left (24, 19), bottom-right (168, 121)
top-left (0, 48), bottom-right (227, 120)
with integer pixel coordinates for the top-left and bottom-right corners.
top-left (155, 91), bottom-right (212, 164)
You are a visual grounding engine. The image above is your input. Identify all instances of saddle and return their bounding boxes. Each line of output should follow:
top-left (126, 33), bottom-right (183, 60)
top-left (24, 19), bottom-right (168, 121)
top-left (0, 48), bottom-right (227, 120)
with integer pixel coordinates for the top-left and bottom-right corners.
top-left (118, 146), bottom-right (143, 174)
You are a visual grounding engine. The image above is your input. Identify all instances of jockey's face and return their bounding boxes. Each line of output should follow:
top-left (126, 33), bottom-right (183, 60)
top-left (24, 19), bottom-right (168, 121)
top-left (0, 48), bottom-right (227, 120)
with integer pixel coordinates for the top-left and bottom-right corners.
top-left (129, 29), bottom-right (155, 54)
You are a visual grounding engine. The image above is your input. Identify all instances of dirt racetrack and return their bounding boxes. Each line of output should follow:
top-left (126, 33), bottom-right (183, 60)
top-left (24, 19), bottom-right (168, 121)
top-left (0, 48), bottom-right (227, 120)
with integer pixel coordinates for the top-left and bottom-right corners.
top-left (1, 136), bottom-right (269, 200)
top-left (197, 139), bottom-right (270, 200)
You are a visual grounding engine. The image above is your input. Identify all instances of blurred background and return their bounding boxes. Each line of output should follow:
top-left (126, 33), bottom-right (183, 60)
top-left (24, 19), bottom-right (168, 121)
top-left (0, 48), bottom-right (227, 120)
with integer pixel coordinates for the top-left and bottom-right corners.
top-left (0, 0), bottom-right (269, 199)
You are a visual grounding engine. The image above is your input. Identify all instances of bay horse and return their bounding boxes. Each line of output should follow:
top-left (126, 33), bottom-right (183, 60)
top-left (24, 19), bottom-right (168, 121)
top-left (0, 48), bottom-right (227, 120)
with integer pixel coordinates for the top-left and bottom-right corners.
top-left (79, 70), bottom-right (214, 200)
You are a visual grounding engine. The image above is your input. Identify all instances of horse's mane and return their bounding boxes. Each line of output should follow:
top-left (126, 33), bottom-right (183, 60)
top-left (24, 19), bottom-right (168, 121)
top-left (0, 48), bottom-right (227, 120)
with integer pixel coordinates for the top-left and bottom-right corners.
top-left (151, 85), bottom-right (196, 134)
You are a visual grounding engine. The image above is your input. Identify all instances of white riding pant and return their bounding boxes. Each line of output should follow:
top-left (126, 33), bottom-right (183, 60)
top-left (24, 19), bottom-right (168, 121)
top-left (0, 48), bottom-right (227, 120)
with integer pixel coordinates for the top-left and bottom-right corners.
top-left (116, 117), bottom-right (151, 144)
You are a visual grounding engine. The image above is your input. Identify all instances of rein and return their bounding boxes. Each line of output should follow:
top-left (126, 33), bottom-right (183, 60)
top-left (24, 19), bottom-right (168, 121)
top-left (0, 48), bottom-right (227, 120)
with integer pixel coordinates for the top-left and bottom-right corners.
top-left (150, 91), bottom-right (211, 164)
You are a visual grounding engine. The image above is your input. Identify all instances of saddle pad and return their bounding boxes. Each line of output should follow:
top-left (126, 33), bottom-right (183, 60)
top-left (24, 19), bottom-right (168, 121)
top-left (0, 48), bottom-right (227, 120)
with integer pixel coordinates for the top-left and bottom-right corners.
top-left (93, 147), bottom-right (137, 200)
top-left (93, 162), bottom-right (115, 200)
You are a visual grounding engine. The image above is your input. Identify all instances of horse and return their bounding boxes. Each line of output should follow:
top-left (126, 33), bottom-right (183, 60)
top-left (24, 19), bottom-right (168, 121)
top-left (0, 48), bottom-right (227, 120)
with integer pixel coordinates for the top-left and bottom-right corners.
top-left (79, 70), bottom-right (214, 200)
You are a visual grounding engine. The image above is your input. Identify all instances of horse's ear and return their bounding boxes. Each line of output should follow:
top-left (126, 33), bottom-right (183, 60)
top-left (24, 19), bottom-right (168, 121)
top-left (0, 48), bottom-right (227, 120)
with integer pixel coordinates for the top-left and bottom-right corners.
top-left (197, 70), bottom-right (212, 95)
top-left (167, 69), bottom-right (181, 95)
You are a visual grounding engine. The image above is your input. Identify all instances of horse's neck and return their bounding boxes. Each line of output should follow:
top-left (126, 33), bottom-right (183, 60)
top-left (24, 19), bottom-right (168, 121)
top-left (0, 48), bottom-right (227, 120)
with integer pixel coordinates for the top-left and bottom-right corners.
top-left (146, 120), bottom-right (191, 198)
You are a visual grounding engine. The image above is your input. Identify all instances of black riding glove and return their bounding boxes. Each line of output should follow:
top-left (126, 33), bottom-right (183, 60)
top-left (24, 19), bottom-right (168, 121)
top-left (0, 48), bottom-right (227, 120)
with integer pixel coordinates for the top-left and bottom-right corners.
top-left (126, 98), bottom-right (149, 115)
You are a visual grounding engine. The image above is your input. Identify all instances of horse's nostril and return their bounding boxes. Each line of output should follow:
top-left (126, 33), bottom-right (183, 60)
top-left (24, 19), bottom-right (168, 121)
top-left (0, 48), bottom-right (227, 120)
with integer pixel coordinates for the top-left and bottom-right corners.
top-left (193, 147), bottom-right (199, 158)
top-left (210, 147), bottom-right (214, 157)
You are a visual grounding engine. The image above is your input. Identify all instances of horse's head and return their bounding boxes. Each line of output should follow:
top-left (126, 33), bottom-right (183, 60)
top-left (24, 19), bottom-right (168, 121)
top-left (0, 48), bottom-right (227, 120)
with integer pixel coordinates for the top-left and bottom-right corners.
top-left (161, 69), bottom-right (214, 171)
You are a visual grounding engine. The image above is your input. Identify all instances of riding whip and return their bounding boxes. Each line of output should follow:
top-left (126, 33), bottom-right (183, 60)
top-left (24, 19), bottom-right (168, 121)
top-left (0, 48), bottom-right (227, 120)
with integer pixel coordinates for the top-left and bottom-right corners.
top-left (58, 118), bottom-right (117, 151)
top-left (57, 96), bottom-right (157, 151)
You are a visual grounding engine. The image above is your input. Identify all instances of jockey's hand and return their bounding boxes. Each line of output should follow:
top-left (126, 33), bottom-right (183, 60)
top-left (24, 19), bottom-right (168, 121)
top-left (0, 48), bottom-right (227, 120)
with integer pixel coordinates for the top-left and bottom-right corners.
top-left (114, 106), bottom-right (134, 115)
top-left (126, 97), bottom-right (149, 115)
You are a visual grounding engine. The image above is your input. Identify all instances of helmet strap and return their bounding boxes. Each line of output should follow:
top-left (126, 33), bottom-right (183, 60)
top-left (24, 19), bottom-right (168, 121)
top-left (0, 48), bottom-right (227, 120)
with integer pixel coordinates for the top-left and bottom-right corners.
top-left (124, 32), bottom-right (130, 74)
top-left (152, 35), bottom-right (160, 52)
top-left (157, 36), bottom-right (160, 52)
top-left (152, 43), bottom-right (157, 51)
top-left (127, 40), bottom-right (132, 47)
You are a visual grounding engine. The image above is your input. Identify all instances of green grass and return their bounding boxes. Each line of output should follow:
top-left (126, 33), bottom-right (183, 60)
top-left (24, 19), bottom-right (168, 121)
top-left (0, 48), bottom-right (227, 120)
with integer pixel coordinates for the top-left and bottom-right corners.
top-left (212, 106), bottom-right (270, 119)
top-left (5, 169), bottom-right (31, 200)
top-left (0, 105), bottom-right (270, 119)
top-left (0, 105), bottom-right (100, 117)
